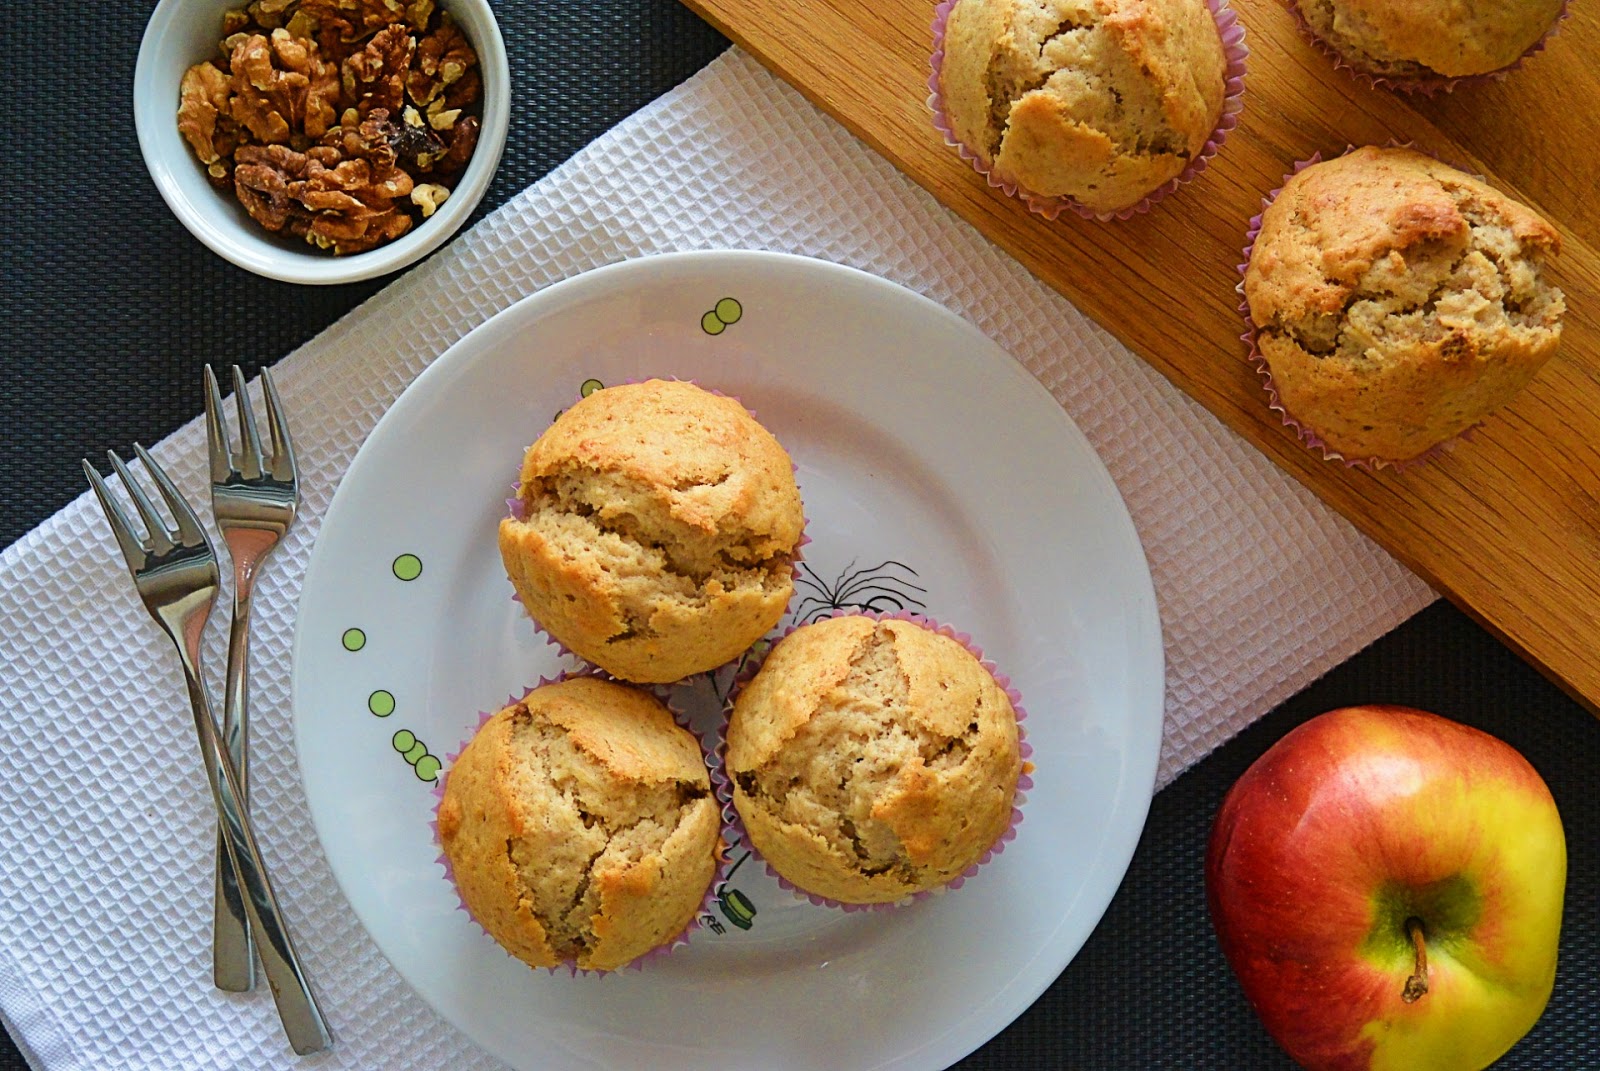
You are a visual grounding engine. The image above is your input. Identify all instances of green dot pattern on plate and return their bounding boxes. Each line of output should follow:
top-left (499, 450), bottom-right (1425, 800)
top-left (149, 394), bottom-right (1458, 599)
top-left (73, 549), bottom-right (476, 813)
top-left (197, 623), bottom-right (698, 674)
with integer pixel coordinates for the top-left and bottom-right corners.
top-left (701, 311), bottom-right (726, 336)
top-left (580, 378), bottom-right (605, 397)
top-left (368, 690), bottom-right (396, 717)
top-left (391, 729), bottom-right (440, 782)
top-left (392, 554), bottom-right (423, 581)
top-left (714, 297), bottom-right (743, 324)
top-left (341, 628), bottom-right (366, 652)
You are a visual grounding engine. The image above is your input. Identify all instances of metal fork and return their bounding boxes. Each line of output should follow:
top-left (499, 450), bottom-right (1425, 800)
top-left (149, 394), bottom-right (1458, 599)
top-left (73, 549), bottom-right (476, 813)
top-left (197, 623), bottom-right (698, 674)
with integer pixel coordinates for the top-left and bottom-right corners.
top-left (83, 447), bottom-right (330, 1056)
top-left (203, 366), bottom-right (299, 994)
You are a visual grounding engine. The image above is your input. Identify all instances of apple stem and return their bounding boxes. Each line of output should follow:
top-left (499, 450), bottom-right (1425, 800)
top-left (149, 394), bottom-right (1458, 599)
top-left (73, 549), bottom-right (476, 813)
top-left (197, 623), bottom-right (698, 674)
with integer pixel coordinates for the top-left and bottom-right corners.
top-left (1402, 917), bottom-right (1429, 1003)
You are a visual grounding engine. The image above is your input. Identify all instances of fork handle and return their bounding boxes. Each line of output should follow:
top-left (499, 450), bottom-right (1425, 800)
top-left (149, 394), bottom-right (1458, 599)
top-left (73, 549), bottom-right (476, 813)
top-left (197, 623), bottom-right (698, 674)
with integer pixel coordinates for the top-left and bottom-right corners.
top-left (213, 829), bottom-right (254, 991)
top-left (213, 589), bottom-right (257, 992)
top-left (182, 666), bottom-right (332, 1055)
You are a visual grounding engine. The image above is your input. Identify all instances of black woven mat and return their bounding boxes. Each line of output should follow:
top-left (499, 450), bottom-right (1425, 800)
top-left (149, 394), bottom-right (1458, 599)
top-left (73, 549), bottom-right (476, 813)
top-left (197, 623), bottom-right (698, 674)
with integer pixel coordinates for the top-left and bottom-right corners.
top-left (3, 2), bottom-right (1595, 1068)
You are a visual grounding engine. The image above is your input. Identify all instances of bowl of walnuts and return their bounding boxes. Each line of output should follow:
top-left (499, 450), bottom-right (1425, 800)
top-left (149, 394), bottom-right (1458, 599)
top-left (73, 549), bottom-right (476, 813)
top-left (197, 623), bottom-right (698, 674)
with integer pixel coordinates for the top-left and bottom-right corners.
top-left (135, 0), bottom-right (509, 284)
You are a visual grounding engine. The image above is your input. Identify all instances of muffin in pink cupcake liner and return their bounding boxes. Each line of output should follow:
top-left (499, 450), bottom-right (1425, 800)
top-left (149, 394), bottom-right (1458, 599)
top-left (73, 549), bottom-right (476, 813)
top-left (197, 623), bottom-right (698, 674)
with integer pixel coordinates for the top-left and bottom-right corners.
top-left (1236, 146), bottom-right (1502, 471)
top-left (1282, 0), bottom-right (1571, 96)
top-left (712, 609), bottom-right (1033, 912)
top-left (927, 0), bottom-right (1248, 222)
top-left (501, 376), bottom-right (810, 683)
top-left (1237, 153), bottom-right (1384, 470)
top-left (429, 668), bottom-right (728, 975)
top-left (503, 478), bottom-right (811, 681)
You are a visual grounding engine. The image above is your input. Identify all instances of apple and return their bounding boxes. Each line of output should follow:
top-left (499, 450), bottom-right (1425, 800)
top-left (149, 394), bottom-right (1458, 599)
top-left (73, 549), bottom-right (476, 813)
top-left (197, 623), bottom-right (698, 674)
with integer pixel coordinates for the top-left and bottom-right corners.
top-left (1206, 705), bottom-right (1566, 1071)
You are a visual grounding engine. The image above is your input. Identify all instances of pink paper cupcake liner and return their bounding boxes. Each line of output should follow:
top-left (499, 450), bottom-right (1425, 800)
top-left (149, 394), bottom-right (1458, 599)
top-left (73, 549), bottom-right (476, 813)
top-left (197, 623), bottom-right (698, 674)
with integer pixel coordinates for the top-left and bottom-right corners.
top-left (1283, 0), bottom-right (1572, 96)
top-left (1237, 146), bottom-right (1488, 471)
top-left (503, 376), bottom-right (810, 683)
top-left (712, 610), bottom-right (1033, 912)
top-left (927, 0), bottom-right (1248, 222)
top-left (430, 668), bottom-right (727, 975)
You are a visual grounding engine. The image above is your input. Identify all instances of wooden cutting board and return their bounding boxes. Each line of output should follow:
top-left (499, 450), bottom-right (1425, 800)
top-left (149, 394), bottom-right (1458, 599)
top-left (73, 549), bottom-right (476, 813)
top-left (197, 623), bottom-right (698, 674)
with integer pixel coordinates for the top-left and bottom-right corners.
top-left (679, 0), bottom-right (1600, 715)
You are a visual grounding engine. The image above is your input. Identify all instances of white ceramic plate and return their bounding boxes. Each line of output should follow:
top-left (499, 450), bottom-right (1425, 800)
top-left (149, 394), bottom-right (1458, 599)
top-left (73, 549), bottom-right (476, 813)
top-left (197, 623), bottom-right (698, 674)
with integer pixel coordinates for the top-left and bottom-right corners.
top-left (293, 250), bottom-right (1163, 1070)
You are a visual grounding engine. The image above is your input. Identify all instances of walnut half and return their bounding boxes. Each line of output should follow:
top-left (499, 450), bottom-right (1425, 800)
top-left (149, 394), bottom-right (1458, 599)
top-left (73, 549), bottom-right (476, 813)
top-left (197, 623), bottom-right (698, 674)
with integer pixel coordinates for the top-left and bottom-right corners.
top-left (227, 29), bottom-right (339, 144)
top-left (177, 61), bottom-right (238, 180)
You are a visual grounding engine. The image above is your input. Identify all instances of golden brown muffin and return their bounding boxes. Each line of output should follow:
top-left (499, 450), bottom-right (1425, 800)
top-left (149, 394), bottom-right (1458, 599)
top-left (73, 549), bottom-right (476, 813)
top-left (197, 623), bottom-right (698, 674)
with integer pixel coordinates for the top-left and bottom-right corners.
top-left (727, 615), bottom-right (1021, 904)
top-left (436, 677), bottom-right (721, 972)
top-left (499, 380), bottom-right (804, 683)
top-left (1244, 147), bottom-right (1564, 462)
top-left (940, 0), bottom-right (1228, 213)
top-left (1298, 0), bottom-right (1564, 80)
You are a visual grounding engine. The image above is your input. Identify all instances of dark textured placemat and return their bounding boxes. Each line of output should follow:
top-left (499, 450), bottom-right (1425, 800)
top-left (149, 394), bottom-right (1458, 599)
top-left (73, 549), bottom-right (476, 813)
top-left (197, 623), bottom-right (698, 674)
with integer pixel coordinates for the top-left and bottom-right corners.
top-left (3, 2), bottom-right (1596, 1069)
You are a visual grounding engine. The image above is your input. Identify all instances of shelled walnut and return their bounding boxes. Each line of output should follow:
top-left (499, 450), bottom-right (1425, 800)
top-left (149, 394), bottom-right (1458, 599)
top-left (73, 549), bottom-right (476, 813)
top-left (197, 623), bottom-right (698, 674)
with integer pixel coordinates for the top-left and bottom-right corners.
top-left (177, 0), bottom-right (481, 256)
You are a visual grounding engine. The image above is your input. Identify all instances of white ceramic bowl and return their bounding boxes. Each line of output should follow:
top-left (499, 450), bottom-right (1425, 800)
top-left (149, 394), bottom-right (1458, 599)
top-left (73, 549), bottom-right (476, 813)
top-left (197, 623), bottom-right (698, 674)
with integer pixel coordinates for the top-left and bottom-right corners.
top-left (133, 0), bottom-right (510, 285)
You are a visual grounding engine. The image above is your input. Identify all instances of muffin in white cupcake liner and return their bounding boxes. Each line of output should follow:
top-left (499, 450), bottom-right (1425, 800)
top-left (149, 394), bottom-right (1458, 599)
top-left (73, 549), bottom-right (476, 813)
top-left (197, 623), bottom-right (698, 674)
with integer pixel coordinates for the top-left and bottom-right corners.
top-left (1237, 146), bottom-right (1493, 471)
top-left (712, 609), bottom-right (1033, 912)
top-left (927, 0), bottom-right (1248, 222)
top-left (1282, 0), bottom-right (1571, 96)
top-left (501, 377), bottom-right (810, 683)
top-left (429, 667), bottom-right (728, 975)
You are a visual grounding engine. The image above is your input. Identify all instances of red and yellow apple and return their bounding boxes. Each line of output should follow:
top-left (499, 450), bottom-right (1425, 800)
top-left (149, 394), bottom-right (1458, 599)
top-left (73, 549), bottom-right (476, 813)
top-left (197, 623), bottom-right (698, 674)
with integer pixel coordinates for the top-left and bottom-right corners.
top-left (1206, 705), bottom-right (1566, 1071)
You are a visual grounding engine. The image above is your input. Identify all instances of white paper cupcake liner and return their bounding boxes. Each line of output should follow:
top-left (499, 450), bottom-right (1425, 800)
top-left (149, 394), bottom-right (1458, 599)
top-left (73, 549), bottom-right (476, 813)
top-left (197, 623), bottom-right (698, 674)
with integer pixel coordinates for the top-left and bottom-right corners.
top-left (1237, 146), bottom-right (1489, 471)
top-left (928, 0), bottom-right (1248, 221)
top-left (430, 668), bottom-right (726, 975)
top-left (1283, 0), bottom-right (1572, 96)
top-left (713, 609), bottom-right (1033, 912)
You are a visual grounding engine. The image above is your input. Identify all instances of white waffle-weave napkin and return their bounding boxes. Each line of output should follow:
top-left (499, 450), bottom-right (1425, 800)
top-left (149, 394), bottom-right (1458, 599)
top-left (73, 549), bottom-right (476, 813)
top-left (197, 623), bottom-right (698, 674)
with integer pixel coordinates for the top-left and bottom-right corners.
top-left (0, 49), bottom-right (1434, 1070)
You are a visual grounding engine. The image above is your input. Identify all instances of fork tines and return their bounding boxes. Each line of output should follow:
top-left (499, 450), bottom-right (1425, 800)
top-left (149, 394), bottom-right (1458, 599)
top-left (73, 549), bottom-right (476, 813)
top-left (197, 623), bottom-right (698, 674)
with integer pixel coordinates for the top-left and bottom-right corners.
top-left (84, 444), bottom-right (210, 565)
top-left (204, 366), bottom-right (296, 485)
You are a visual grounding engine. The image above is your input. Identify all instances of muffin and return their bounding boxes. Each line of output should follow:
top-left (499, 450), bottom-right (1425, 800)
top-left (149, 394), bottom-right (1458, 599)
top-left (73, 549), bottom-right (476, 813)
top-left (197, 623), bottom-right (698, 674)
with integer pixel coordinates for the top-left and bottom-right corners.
top-left (938, 0), bottom-right (1230, 214)
top-left (499, 380), bottom-right (804, 684)
top-left (726, 615), bottom-right (1022, 905)
top-left (1243, 147), bottom-right (1564, 463)
top-left (1295, 0), bottom-right (1565, 82)
top-left (435, 677), bottom-right (721, 971)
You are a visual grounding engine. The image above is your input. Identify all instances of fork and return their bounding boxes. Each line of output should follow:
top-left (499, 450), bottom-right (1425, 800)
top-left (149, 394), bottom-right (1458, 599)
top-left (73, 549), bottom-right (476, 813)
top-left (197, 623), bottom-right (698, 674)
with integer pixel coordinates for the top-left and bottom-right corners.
top-left (83, 446), bottom-right (331, 1056)
top-left (203, 366), bottom-right (299, 994)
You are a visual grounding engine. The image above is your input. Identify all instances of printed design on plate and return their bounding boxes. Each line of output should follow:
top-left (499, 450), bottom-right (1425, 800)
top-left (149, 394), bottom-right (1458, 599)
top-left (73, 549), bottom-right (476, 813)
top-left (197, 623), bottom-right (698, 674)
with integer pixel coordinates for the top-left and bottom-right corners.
top-left (701, 297), bottom-right (743, 336)
top-left (341, 551), bottom-right (440, 782)
top-left (709, 637), bottom-right (774, 706)
top-left (553, 377), bottom-right (605, 423)
top-left (699, 851), bottom-right (758, 933)
top-left (702, 557), bottom-right (929, 932)
top-left (392, 729), bottom-right (442, 782)
top-left (793, 559), bottom-right (928, 624)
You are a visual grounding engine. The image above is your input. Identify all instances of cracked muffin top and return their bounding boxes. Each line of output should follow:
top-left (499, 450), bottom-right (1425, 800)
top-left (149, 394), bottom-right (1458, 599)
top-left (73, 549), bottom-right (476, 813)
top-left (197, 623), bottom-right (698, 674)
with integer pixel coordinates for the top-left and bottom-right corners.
top-left (498, 379), bottom-right (803, 683)
top-left (1297, 0), bottom-right (1564, 80)
top-left (726, 615), bottom-right (1021, 904)
top-left (435, 676), bottom-right (721, 971)
top-left (939, 0), bottom-right (1228, 213)
top-left (1245, 147), bottom-right (1564, 462)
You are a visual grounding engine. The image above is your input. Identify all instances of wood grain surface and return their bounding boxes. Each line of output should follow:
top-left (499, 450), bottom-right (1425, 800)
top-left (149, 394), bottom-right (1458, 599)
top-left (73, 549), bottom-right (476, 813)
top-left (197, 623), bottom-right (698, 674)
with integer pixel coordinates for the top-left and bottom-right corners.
top-left (679, 0), bottom-right (1600, 714)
